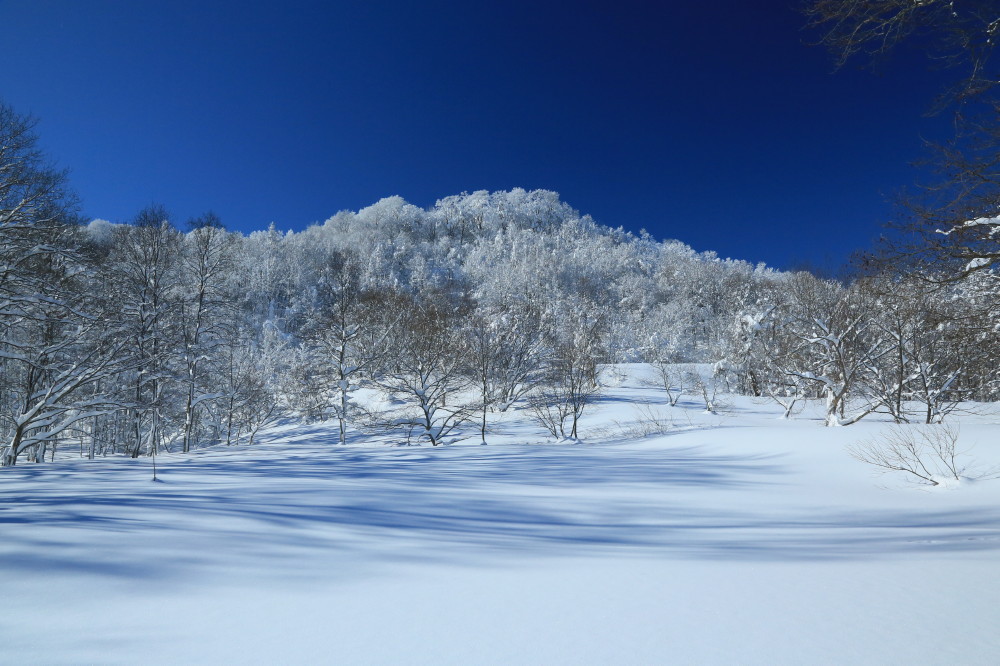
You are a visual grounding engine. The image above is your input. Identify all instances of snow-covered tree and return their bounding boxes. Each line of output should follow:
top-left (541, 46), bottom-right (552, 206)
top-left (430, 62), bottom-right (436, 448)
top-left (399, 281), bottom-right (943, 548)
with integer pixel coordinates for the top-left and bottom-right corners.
top-left (107, 207), bottom-right (182, 457)
top-left (0, 103), bottom-right (118, 465)
top-left (530, 300), bottom-right (606, 440)
top-left (465, 301), bottom-right (545, 443)
top-left (377, 302), bottom-right (475, 446)
top-left (178, 214), bottom-right (237, 451)
top-left (758, 273), bottom-right (893, 427)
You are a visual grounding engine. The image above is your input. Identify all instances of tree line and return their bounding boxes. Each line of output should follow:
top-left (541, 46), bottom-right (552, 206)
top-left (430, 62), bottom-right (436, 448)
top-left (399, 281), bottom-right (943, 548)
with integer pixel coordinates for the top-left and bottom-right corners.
top-left (3, 96), bottom-right (1000, 466)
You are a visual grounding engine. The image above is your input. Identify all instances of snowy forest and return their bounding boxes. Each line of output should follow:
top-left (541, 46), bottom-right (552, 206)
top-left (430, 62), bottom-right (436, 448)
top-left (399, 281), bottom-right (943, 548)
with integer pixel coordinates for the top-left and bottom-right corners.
top-left (3, 100), bottom-right (1000, 467)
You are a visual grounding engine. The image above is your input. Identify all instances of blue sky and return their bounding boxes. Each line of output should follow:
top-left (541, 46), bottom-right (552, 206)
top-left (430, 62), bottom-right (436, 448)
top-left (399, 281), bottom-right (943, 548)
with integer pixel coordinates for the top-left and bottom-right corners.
top-left (0, 0), bottom-right (951, 270)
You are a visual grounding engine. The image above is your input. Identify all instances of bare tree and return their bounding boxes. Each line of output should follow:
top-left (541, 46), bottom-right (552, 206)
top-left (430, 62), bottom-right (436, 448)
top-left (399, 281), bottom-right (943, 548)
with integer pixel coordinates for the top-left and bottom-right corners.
top-left (2, 331), bottom-right (136, 466)
top-left (0, 101), bottom-right (111, 465)
top-left (806, 1), bottom-right (1000, 285)
top-left (651, 361), bottom-right (688, 407)
top-left (378, 303), bottom-right (475, 446)
top-left (219, 322), bottom-right (283, 446)
top-left (806, 0), bottom-right (998, 81)
top-left (465, 302), bottom-right (544, 443)
top-left (860, 273), bottom-right (999, 422)
top-left (753, 273), bottom-right (893, 426)
top-left (108, 207), bottom-right (182, 458)
top-left (685, 364), bottom-right (726, 414)
top-left (529, 303), bottom-right (605, 440)
top-left (179, 213), bottom-right (236, 452)
top-left (740, 307), bottom-right (811, 418)
top-left (296, 262), bottom-right (403, 443)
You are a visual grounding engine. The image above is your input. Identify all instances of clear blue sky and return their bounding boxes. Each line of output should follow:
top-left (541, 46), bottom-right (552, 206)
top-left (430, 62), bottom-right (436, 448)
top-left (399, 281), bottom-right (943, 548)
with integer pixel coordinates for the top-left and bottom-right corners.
top-left (0, 0), bottom-right (950, 270)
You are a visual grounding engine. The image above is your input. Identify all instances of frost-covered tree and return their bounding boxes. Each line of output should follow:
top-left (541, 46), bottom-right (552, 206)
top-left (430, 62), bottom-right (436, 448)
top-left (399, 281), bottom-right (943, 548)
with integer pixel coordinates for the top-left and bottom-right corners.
top-left (0, 102), bottom-right (121, 465)
top-left (465, 302), bottom-right (545, 443)
top-left (0, 247), bottom-right (137, 465)
top-left (757, 273), bottom-right (894, 427)
top-left (377, 302), bottom-right (475, 446)
top-left (107, 207), bottom-right (182, 457)
top-left (217, 319), bottom-right (283, 446)
top-left (864, 274), bottom-right (1000, 423)
top-left (297, 256), bottom-right (400, 444)
top-left (9, 160), bottom-right (994, 463)
top-left (178, 213), bottom-right (237, 452)
top-left (530, 300), bottom-right (606, 440)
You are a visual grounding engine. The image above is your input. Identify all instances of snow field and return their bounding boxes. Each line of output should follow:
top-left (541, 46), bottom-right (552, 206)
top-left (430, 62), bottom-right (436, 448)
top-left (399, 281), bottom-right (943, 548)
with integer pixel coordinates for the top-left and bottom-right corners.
top-left (2, 365), bottom-right (999, 664)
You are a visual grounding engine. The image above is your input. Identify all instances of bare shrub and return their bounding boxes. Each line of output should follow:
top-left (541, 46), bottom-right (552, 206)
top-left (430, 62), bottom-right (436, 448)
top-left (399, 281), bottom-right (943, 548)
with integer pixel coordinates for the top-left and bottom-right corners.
top-left (586, 402), bottom-right (676, 442)
top-left (633, 402), bottom-right (674, 435)
top-left (652, 361), bottom-right (686, 406)
top-left (848, 424), bottom-right (968, 486)
top-left (528, 389), bottom-right (577, 440)
top-left (684, 365), bottom-right (730, 414)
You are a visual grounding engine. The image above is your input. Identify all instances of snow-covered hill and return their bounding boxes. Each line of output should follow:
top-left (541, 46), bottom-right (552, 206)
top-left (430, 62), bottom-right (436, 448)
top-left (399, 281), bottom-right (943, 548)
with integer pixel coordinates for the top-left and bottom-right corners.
top-left (3, 365), bottom-right (999, 664)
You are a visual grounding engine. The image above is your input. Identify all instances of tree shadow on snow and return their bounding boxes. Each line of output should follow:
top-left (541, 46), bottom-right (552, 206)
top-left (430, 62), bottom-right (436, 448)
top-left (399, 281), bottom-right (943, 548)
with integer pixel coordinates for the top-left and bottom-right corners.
top-left (2, 441), bottom-right (1000, 582)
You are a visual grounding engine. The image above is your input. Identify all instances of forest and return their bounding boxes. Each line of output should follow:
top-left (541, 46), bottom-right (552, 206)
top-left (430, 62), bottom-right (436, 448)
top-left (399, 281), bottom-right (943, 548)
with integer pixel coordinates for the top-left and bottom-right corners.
top-left (3, 100), bottom-right (999, 467)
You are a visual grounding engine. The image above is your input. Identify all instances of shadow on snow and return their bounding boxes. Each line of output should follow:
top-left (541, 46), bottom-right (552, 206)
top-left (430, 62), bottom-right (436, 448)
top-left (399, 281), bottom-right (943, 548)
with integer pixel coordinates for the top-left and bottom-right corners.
top-left (1, 435), bottom-right (999, 582)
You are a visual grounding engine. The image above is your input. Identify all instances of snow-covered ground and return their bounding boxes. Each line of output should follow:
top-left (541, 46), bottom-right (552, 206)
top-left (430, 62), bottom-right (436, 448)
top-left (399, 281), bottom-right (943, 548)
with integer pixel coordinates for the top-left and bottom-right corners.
top-left (3, 365), bottom-right (1000, 664)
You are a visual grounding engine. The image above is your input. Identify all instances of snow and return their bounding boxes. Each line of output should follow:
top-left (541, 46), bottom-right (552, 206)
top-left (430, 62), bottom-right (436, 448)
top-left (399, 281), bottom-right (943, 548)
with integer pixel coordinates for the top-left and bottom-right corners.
top-left (965, 256), bottom-right (992, 272)
top-left (3, 364), bottom-right (1000, 664)
top-left (939, 214), bottom-right (1000, 235)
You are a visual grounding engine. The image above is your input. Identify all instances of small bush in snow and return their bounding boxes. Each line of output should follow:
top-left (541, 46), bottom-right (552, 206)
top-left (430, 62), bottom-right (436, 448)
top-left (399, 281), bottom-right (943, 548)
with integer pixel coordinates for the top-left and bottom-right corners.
top-left (849, 424), bottom-right (976, 486)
